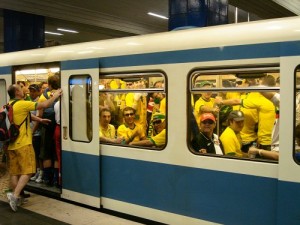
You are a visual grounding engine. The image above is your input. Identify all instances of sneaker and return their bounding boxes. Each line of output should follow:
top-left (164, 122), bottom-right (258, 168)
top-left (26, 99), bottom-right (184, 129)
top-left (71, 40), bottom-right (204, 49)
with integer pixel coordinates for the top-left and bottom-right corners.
top-left (6, 192), bottom-right (13, 202)
top-left (8, 194), bottom-right (18, 212)
top-left (30, 171), bottom-right (39, 181)
top-left (35, 171), bottom-right (43, 183)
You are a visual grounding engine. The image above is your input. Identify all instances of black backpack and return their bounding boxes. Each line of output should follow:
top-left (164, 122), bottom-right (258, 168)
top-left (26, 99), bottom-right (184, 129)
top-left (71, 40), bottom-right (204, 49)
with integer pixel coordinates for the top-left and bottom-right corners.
top-left (0, 100), bottom-right (28, 143)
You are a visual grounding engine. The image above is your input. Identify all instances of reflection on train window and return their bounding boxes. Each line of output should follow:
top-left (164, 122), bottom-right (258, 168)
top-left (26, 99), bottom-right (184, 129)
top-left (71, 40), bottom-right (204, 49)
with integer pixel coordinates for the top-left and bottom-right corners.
top-left (0, 79), bottom-right (7, 106)
top-left (294, 67), bottom-right (300, 163)
top-left (69, 75), bottom-right (93, 142)
top-left (99, 72), bottom-right (166, 150)
top-left (189, 67), bottom-right (280, 162)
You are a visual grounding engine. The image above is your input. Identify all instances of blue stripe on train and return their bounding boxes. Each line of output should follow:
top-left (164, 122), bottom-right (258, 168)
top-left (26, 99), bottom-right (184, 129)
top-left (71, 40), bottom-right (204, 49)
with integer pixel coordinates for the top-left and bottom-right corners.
top-left (62, 151), bottom-right (100, 197)
top-left (0, 66), bottom-right (11, 75)
top-left (60, 40), bottom-right (300, 70)
top-left (101, 155), bottom-right (277, 225)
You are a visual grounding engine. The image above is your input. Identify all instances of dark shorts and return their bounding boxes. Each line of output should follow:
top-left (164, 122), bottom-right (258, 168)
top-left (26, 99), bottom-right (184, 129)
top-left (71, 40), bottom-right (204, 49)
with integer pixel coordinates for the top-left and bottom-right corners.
top-left (32, 136), bottom-right (41, 160)
top-left (40, 126), bottom-right (56, 160)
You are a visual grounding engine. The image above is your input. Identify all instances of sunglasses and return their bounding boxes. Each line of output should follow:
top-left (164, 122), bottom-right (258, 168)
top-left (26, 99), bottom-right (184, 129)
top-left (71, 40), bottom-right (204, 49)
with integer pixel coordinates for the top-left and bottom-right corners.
top-left (124, 112), bottom-right (134, 117)
top-left (153, 120), bottom-right (162, 125)
top-left (201, 120), bottom-right (214, 125)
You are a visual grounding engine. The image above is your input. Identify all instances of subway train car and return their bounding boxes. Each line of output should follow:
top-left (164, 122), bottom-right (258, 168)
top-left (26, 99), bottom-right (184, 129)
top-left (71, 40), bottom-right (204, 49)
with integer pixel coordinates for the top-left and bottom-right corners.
top-left (1, 16), bottom-right (300, 225)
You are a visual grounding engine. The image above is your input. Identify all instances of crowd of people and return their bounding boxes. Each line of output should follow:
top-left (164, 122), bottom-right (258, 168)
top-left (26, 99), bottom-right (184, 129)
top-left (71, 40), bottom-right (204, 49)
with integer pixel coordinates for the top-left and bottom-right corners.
top-left (99, 78), bottom-right (167, 148)
top-left (189, 74), bottom-right (300, 161)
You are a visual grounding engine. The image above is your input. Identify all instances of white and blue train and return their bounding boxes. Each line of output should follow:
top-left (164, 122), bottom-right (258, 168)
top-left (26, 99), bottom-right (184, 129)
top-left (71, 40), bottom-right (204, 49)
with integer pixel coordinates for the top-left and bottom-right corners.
top-left (1, 16), bottom-right (300, 225)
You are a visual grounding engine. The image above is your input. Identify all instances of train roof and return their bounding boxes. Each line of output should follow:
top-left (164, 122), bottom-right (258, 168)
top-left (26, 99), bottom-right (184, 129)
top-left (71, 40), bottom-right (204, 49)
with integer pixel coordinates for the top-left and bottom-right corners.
top-left (0, 16), bottom-right (300, 67)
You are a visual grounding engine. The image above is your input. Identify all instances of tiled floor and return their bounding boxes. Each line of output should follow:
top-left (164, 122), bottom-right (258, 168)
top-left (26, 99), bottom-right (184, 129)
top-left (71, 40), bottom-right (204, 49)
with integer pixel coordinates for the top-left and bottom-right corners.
top-left (0, 156), bottom-right (143, 225)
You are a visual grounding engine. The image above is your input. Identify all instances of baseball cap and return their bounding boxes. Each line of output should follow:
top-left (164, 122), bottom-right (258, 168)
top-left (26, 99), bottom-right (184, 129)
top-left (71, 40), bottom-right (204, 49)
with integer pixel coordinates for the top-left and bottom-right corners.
top-left (200, 113), bottom-right (216, 122)
top-left (194, 81), bottom-right (212, 88)
top-left (153, 112), bottom-right (165, 121)
top-left (28, 84), bottom-right (40, 91)
top-left (228, 110), bottom-right (244, 121)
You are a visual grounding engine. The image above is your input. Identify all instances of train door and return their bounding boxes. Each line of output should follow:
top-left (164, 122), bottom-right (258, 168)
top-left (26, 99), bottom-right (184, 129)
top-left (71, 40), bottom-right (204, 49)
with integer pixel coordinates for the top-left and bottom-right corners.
top-left (276, 56), bottom-right (300, 225)
top-left (60, 60), bottom-right (100, 208)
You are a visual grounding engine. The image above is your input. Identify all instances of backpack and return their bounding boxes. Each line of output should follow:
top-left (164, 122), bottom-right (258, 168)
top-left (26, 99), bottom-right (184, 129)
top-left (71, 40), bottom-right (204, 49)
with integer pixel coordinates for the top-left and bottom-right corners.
top-left (42, 90), bottom-right (57, 128)
top-left (0, 100), bottom-right (28, 143)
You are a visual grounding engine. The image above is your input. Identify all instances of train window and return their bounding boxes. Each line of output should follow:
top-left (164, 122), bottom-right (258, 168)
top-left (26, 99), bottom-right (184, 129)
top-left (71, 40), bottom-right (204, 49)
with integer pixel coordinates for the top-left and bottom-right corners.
top-left (69, 75), bottom-right (93, 142)
top-left (99, 72), bottom-right (166, 150)
top-left (0, 79), bottom-right (7, 106)
top-left (189, 67), bottom-right (280, 161)
top-left (294, 67), bottom-right (300, 163)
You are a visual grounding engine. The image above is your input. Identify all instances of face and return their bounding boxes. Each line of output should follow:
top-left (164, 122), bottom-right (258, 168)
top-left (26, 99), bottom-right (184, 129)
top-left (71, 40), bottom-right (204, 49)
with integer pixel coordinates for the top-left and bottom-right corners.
top-left (100, 111), bottom-right (111, 126)
top-left (15, 85), bottom-right (24, 98)
top-left (123, 110), bottom-right (135, 125)
top-left (153, 119), bottom-right (165, 133)
top-left (230, 120), bottom-right (244, 133)
top-left (29, 89), bottom-right (40, 100)
top-left (200, 119), bottom-right (216, 136)
top-left (41, 83), bottom-right (48, 93)
top-left (200, 84), bottom-right (212, 100)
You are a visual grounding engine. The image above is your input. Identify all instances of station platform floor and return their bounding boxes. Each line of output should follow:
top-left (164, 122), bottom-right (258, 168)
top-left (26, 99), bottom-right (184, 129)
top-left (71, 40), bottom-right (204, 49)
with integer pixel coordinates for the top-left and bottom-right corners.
top-left (0, 165), bottom-right (144, 225)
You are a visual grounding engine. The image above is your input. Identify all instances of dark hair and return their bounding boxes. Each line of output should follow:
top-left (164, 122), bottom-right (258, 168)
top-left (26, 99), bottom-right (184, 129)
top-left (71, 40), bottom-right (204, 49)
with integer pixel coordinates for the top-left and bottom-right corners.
top-left (122, 106), bottom-right (136, 115)
top-left (17, 81), bottom-right (26, 86)
top-left (7, 84), bottom-right (16, 99)
top-left (48, 74), bottom-right (60, 90)
top-left (100, 108), bottom-right (111, 116)
top-left (262, 75), bottom-right (276, 87)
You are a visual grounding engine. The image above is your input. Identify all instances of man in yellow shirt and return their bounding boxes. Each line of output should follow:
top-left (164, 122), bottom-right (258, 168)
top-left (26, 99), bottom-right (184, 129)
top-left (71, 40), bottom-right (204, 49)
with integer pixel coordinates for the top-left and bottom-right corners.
top-left (117, 107), bottom-right (146, 144)
top-left (130, 113), bottom-right (166, 148)
top-left (99, 108), bottom-right (123, 144)
top-left (6, 84), bottom-right (62, 212)
top-left (220, 110), bottom-right (248, 158)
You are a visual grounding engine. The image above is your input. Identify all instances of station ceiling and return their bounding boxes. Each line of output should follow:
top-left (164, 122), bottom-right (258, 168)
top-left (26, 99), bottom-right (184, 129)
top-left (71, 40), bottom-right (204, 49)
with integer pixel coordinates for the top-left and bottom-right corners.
top-left (0, 0), bottom-right (299, 52)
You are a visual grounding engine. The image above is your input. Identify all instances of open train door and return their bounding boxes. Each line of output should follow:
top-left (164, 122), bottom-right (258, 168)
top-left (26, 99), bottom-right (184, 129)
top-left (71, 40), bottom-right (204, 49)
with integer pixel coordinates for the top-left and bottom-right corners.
top-left (60, 59), bottom-right (100, 208)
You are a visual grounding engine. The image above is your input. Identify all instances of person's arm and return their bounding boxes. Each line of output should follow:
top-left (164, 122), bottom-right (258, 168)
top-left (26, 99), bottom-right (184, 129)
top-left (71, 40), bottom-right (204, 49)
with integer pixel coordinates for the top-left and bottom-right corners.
top-left (215, 98), bottom-right (242, 106)
top-left (248, 147), bottom-right (279, 160)
top-left (31, 114), bottom-right (51, 125)
top-left (100, 136), bottom-right (123, 144)
top-left (129, 139), bottom-right (154, 146)
top-left (36, 89), bottom-right (62, 110)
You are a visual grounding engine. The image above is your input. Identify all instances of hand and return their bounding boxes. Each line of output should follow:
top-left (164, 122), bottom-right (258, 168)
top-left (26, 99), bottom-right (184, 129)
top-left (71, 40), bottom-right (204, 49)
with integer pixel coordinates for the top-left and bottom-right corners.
top-left (114, 137), bottom-right (123, 144)
top-left (53, 89), bottom-right (63, 98)
top-left (40, 118), bottom-right (51, 125)
top-left (199, 149), bottom-right (207, 153)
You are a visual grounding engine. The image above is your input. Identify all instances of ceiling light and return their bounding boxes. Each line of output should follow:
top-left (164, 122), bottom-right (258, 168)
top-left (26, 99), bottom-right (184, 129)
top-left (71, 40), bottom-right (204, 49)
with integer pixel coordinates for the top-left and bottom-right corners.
top-left (57, 28), bottom-right (79, 33)
top-left (45, 31), bottom-right (63, 36)
top-left (148, 12), bottom-right (168, 20)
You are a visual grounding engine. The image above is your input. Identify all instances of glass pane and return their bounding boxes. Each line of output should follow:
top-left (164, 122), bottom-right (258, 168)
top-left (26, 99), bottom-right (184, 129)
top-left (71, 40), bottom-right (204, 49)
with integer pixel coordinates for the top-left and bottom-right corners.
top-left (0, 79), bottom-right (7, 106)
top-left (99, 72), bottom-right (166, 149)
top-left (69, 75), bottom-right (92, 142)
top-left (190, 68), bottom-right (279, 161)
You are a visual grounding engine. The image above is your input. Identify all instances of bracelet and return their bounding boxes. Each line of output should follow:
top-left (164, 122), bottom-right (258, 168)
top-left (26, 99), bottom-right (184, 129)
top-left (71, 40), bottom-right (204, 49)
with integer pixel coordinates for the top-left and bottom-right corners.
top-left (259, 150), bottom-right (263, 156)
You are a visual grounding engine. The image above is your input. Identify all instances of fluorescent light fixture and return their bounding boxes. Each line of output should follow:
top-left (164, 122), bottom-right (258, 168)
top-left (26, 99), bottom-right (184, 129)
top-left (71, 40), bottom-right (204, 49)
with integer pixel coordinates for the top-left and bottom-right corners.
top-left (45, 31), bottom-right (63, 36)
top-left (57, 28), bottom-right (79, 33)
top-left (148, 12), bottom-right (168, 20)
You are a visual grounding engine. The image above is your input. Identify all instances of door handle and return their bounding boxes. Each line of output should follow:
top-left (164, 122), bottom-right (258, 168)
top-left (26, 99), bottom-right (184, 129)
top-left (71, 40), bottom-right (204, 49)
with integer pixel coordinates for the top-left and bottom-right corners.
top-left (63, 126), bottom-right (68, 140)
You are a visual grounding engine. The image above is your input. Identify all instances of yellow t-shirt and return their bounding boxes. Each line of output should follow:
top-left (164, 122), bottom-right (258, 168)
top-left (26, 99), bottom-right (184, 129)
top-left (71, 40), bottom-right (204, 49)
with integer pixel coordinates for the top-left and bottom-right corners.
top-left (220, 127), bottom-right (243, 157)
top-left (8, 100), bottom-right (37, 150)
top-left (150, 129), bottom-right (166, 147)
top-left (117, 123), bottom-right (145, 142)
top-left (241, 92), bottom-right (275, 145)
top-left (194, 97), bottom-right (215, 126)
top-left (99, 124), bottom-right (115, 139)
